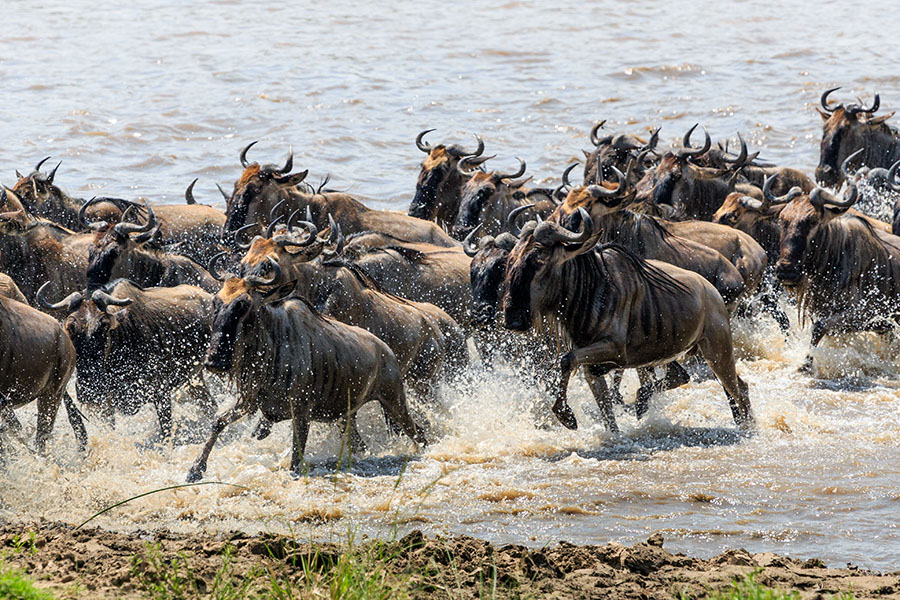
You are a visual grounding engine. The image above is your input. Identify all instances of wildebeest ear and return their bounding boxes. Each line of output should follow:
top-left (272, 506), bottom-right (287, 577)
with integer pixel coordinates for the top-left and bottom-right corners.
top-left (280, 170), bottom-right (309, 187)
top-left (263, 280), bottom-right (296, 303)
top-left (815, 108), bottom-right (831, 121)
top-left (107, 307), bottom-right (128, 329)
top-left (868, 112), bottom-right (894, 125)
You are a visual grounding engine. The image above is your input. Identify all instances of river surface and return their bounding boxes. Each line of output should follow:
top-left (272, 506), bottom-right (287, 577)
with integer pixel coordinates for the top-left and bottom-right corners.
top-left (3, 0), bottom-right (900, 571)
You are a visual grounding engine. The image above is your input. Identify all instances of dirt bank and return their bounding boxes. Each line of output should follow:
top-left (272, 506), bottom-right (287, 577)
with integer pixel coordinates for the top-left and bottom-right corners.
top-left (1, 524), bottom-right (898, 599)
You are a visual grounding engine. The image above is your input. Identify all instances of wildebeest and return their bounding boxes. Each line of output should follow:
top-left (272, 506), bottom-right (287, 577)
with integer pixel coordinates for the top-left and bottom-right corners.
top-left (0, 294), bottom-right (87, 453)
top-left (772, 182), bottom-right (900, 370)
top-left (553, 174), bottom-right (748, 311)
top-left (223, 143), bottom-right (458, 247)
top-left (0, 272), bottom-right (26, 304)
top-left (583, 122), bottom-right (659, 184)
top-left (186, 266), bottom-right (427, 481)
top-left (38, 279), bottom-right (215, 440)
top-left (0, 209), bottom-right (91, 303)
top-left (230, 223), bottom-right (468, 398)
top-left (452, 157), bottom-right (556, 239)
top-left (408, 130), bottom-right (489, 229)
top-left (85, 203), bottom-right (220, 292)
top-left (340, 232), bottom-right (474, 329)
top-left (815, 88), bottom-right (898, 188)
top-left (502, 209), bottom-right (754, 433)
top-left (697, 134), bottom-right (814, 196)
top-left (12, 157), bottom-right (138, 229)
top-left (633, 125), bottom-right (738, 221)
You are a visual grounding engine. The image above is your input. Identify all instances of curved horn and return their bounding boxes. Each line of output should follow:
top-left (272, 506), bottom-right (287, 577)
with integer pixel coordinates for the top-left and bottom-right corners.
top-left (458, 154), bottom-right (497, 176)
top-left (276, 146), bottom-right (293, 174)
top-left (562, 162), bottom-right (579, 188)
top-left (737, 195), bottom-right (765, 211)
top-left (495, 158), bottom-right (526, 181)
top-left (416, 129), bottom-right (435, 153)
top-left (240, 141), bottom-right (258, 167)
top-left (91, 289), bottom-right (133, 312)
top-left (589, 120), bottom-right (607, 146)
top-left (185, 178), bottom-right (198, 204)
top-left (247, 257), bottom-right (283, 287)
top-left (507, 203), bottom-right (535, 236)
top-left (216, 183), bottom-right (230, 200)
top-left (47, 161), bottom-right (61, 184)
top-left (847, 93), bottom-right (880, 116)
top-left (885, 159), bottom-right (900, 192)
top-left (113, 202), bottom-right (156, 237)
top-left (468, 134), bottom-right (485, 157)
top-left (36, 282), bottom-right (83, 312)
top-left (645, 127), bottom-right (660, 150)
top-left (268, 199), bottom-right (286, 225)
top-left (820, 87), bottom-right (841, 114)
top-left (534, 207), bottom-right (593, 246)
top-left (34, 156), bottom-right (51, 173)
top-left (840, 148), bottom-right (865, 180)
top-left (678, 125), bottom-right (711, 157)
top-left (207, 251), bottom-right (230, 281)
top-left (234, 223), bottom-right (257, 250)
top-left (275, 219), bottom-right (318, 247)
top-left (762, 175), bottom-right (803, 205)
top-left (462, 224), bottom-right (482, 257)
top-left (78, 197), bottom-right (107, 229)
top-left (586, 166), bottom-right (626, 198)
top-left (266, 213), bottom-right (286, 239)
top-left (682, 123), bottom-right (699, 148)
top-left (810, 184), bottom-right (858, 209)
top-left (723, 133), bottom-right (748, 165)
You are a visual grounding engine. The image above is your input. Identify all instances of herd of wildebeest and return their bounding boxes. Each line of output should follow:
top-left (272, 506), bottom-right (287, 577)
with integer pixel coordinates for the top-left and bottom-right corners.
top-left (2, 87), bottom-right (900, 481)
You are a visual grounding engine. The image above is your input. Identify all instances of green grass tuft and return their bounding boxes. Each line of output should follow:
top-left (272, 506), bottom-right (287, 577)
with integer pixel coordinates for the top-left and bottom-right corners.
top-left (0, 563), bottom-right (53, 600)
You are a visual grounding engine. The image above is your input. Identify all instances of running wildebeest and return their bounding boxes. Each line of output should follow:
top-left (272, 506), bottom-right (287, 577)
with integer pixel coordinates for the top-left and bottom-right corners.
top-left (186, 262), bottom-right (427, 481)
top-left (38, 279), bottom-right (216, 441)
top-left (502, 208), bottom-right (755, 433)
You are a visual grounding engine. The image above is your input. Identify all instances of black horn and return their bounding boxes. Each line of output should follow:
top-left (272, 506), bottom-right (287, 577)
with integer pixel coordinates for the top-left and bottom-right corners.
top-left (416, 129), bottom-right (435, 153)
top-left (34, 157), bottom-right (51, 173)
top-left (36, 282), bottom-right (83, 312)
top-left (495, 158), bottom-right (526, 181)
top-left (589, 120), bottom-right (608, 146)
top-left (462, 224), bottom-right (482, 257)
top-left (810, 184), bottom-right (858, 209)
top-left (762, 175), bottom-right (803, 206)
top-left (507, 204), bottom-right (535, 236)
top-left (185, 178), bottom-right (198, 205)
top-left (820, 87), bottom-right (841, 114)
top-left (207, 251), bottom-right (230, 281)
top-left (240, 141), bottom-right (258, 168)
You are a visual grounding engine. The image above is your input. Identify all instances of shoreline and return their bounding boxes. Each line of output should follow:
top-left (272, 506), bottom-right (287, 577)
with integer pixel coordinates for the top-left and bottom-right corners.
top-left (1, 524), bottom-right (897, 599)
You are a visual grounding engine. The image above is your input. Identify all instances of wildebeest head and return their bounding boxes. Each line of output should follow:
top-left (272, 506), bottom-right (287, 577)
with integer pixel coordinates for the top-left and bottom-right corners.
top-left (409, 130), bottom-right (487, 222)
top-left (38, 281), bottom-right (132, 407)
top-left (224, 142), bottom-right (309, 233)
top-left (503, 208), bottom-right (594, 331)
top-left (204, 257), bottom-right (288, 373)
top-left (815, 88), bottom-right (890, 187)
top-left (11, 157), bottom-right (63, 218)
top-left (85, 201), bottom-right (158, 289)
top-left (774, 181), bottom-right (857, 286)
top-left (554, 166), bottom-right (629, 226)
top-left (583, 121), bottom-right (659, 184)
top-left (463, 206), bottom-right (535, 328)
top-left (453, 157), bottom-right (530, 239)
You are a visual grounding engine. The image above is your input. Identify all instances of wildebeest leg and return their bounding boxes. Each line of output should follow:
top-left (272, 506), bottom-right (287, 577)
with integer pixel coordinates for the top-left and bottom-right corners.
top-left (35, 393), bottom-right (62, 455)
top-left (800, 311), bottom-right (886, 373)
top-left (609, 370), bottom-right (625, 407)
top-left (378, 388), bottom-right (427, 448)
top-left (62, 392), bottom-right (88, 451)
top-left (635, 362), bottom-right (690, 420)
top-left (584, 366), bottom-right (619, 433)
top-left (186, 396), bottom-right (257, 482)
top-left (0, 395), bottom-right (23, 435)
top-left (698, 326), bottom-right (755, 431)
top-left (338, 414), bottom-right (367, 456)
top-left (760, 292), bottom-right (790, 332)
top-left (552, 352), bottom-right (578, 430)
top-left (289, 403), bottom-right (311, 477)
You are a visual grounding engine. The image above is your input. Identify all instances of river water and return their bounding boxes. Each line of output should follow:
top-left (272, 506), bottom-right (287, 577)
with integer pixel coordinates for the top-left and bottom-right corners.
top-left (3, 0), bottom-right (900, 571)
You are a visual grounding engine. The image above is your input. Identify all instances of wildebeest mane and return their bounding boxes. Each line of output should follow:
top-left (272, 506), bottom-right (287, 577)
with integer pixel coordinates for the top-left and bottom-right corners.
top-left (596, 243), bottom-right (692, 297)
top-left (322, 258), bottom-right (418, 306)
top-left (797, 214), bottom-right (900, 323)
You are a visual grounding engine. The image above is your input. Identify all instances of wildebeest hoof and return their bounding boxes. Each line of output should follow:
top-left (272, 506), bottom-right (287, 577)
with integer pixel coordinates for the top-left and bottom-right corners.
top-left (797, 360), bottom-right (814, 375)
top-left (252, 417), bottom-right (272, 441)
top-left (186, 466), bottom-right (204, 483)
top-left (552, 403), bottom-right (578, 430)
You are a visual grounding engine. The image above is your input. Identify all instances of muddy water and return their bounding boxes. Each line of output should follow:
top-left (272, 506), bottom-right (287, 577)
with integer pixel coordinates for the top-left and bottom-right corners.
top-left (3, 0), bottom-right (900, 571)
